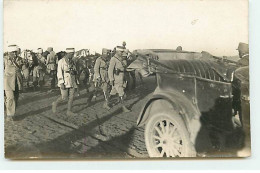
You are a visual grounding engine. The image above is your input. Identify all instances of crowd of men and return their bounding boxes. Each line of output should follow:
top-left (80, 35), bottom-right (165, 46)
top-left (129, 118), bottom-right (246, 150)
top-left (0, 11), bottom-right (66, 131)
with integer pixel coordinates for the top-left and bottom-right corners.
top-left (4, 41), bottom-right (133, 120)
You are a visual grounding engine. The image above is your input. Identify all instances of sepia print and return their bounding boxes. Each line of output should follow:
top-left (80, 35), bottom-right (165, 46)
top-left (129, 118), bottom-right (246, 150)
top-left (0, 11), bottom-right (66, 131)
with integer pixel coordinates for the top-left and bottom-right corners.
top-left (3, 0), bottom-right (250, 159)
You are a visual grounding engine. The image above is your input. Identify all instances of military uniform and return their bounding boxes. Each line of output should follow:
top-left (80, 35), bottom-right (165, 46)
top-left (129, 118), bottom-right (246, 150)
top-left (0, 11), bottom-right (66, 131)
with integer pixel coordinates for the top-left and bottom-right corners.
top-left (93, 48), bottom-right (111, 109)
top-left (4, 45), bottom-right (23, 117)
top-left (46, 47), bottom-right (57, 88)
top-left (108, 54), bottom-right (127, 97)
top-left (233, 43), bottom-right (250, 157)
top-left (108, 46), bottom-right (130, 112)
top-left (52, 48), bottom-right (79, 116)
top-left (32, 53), bottom-right (46, 90)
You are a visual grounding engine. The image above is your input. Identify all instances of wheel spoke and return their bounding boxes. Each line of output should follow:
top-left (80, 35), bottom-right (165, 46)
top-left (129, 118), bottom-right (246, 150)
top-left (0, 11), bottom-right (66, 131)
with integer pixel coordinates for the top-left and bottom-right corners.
top-left (165, 148), bottom-right (170, 157)
top-left (165, 120), bottom-right (170, 134)
top-left (159, 121), bottom-right (165, 134)
top-left (169, 126), bottom-right (176, 137)
top-left (171, 147), bottom-right (180, 157)
top-left (154, 143), bottom-right (163, 148)
top-left (155, 126), bottom-right (163, 137)
top-left (160, 149), bottom-right (165, 157)
top-left (152, 135), bottom-right (161, 141)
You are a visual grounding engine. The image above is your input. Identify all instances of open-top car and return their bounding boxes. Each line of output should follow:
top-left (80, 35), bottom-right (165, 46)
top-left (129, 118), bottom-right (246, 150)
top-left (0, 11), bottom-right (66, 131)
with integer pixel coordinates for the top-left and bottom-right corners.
top-left (127, 49), bottom-right (244, 157)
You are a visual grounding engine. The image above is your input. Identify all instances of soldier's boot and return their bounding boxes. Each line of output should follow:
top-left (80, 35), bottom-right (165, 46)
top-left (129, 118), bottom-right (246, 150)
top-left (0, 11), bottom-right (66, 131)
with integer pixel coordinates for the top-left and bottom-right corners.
top-left (120, 96), bottom-right (131, 113)
top-left (33, 81), bottom-right (38, 91)
top-left (52, 96), bottom-right (63, 114)
top-left (67, 97), bottom-right (78, 116)
top-left (39, 81), bottom-right (44, 91)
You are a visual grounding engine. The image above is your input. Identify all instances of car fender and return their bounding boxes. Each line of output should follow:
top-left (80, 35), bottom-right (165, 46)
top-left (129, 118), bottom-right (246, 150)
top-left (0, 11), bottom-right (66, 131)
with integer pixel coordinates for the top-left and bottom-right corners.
top-left (136, 90), bottom-right (201, 144)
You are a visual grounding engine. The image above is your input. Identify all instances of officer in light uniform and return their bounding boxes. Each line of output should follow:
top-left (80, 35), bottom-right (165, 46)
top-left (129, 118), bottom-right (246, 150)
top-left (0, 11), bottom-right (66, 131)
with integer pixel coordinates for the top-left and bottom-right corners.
top-left (46, 47), bottom-right (57, 88)
top-left (108, 46), bottom-right (130, 112)
top-left (52, 48), bottom-right (79, 116)
top-left (94, 48), bottom-right (111, 110)
top-left (4, 45), bottom-right (23, 119)
top-left (233, 42), bottom-right (250, 157)
top-left (32, 48), bottom-right (46, 91)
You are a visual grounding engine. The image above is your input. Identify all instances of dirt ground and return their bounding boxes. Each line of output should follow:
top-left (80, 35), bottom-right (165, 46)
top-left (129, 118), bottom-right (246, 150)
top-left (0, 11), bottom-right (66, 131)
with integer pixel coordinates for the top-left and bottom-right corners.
top-left (4, 75), bottom-right (156, 160)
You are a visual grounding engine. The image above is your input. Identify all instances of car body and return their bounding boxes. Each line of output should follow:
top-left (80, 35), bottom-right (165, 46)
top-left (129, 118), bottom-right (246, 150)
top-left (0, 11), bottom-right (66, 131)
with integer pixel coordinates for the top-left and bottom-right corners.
top-left (128, 49), bottom-right (243, 157)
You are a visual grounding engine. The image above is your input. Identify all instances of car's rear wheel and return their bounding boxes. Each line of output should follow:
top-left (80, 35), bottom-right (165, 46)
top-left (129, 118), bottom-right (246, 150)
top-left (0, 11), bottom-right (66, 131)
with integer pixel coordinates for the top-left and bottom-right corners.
top-left (145, 110), bottom-right (196, 157)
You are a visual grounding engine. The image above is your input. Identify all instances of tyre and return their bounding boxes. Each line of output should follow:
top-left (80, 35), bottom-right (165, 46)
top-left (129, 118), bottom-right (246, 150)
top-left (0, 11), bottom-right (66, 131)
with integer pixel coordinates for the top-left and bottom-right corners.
top-left (144, 109), bottom-right (196, 157)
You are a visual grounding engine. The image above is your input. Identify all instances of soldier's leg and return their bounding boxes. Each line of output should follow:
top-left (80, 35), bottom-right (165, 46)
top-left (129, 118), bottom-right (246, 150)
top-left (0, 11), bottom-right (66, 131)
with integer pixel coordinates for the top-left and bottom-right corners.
top-left (117, 84), bottom-right (130, 112)
top-left (32, 68), bottom-right (38, 91)
top-left (52, 88), bottom-right (69, 114)
top-left (67, 87), bottom-right (77, 116)
top-left (38, 70), bottom-right (44, 91)
top-left (5, 90), bottom-right (16, 117)
top-left (102, 83), bottom-right (111, 110)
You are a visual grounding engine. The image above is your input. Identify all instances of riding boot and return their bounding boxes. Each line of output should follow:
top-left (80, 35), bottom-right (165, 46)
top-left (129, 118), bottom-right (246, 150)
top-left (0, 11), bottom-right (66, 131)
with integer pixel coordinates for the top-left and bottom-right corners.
top-left (67, 96), bottom-right (77, 116)
top-left (120, 96), bottom-right (131, 112)
top-left (33, 81), bottom-right (38, 91)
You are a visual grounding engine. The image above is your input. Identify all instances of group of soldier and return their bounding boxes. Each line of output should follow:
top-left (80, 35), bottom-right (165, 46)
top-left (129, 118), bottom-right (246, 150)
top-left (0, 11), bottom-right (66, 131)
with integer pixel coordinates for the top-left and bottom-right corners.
top-left (4, 41), bottom-right (132, 120)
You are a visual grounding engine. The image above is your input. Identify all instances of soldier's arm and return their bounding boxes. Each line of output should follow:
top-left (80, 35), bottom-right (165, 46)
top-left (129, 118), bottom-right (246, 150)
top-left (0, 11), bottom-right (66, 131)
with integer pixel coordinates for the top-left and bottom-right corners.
top-left (46, 54), bottom-right (50, 64)
top-left (94, 58), bottom-right (101, 78)
top-left (108, 58), bottom-right (116, 82)
top-left (57, 60), bottom-right (65, 85)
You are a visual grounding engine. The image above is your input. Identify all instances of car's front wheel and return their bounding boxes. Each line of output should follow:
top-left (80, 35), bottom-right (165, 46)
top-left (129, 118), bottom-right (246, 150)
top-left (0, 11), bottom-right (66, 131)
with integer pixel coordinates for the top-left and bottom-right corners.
top-left (145, 110), bottom-right (196, 157)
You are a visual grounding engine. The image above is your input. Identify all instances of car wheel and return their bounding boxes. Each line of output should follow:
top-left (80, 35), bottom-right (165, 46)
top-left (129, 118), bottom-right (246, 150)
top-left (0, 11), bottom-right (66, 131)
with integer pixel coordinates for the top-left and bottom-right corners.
top-left (145, 110), bottom-right (196, 157)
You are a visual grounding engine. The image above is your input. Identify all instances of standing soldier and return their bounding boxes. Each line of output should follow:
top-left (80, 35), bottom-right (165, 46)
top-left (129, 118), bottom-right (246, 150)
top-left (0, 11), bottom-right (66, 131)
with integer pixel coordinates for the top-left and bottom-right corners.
top-left (108, 46), bottom-right (130, 112)
top-left (4, 45), bottom-right (23, 120)
top-left (93, 48), bottom-right (111, 110)
top-left (46, 47), bottom-right (57, 89)
top-left (233, 42), bottom-right (250, 157)
top-left (32, 48), bottom-right (46, 91)
top-left (52, 48), bottom-right (79, 116)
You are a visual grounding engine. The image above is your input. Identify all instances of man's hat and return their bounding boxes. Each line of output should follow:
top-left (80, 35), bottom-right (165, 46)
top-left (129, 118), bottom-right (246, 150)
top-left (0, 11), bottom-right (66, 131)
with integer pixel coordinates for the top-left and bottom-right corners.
top-left (115, 46), bottom-right (124, 52)
top-left (176, 46), bottom-right (182, 51)
top-left (38, 48), bottom-right (43, 53)
top-left (237, 42), bottom-right (249, 53)
top-left (102, 48), bottom-right (109, 55)
top-left (7, 45), bottom-right (18, 52)
top-left (66, 48), bottom-right (75, 53)
top-left (47, 47), bottom-right (53, 52)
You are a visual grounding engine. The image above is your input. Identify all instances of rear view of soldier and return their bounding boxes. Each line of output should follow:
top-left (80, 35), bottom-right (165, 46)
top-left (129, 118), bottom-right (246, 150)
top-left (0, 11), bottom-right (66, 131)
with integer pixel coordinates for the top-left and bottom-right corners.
top-left (46, 47), bottom-right (57, 89)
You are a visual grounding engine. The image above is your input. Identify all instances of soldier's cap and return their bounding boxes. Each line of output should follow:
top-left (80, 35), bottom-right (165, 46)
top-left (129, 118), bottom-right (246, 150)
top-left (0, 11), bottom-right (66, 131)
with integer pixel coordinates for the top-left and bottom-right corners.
top-left (237, 42), bottom-right (249, 53)
top-left (115, 46), bottom-right (124, 52)
top-left (7, 45), bottom-right (18, 52)
top-left (47, 47), bottom-right (53, 52)
top-left (176, 46), bottom-right (182, 51)
top-left (102, 48), bottom-right (109, 55)
top-left (66, 48), bottom-right (75, 53)
top-left (37, 48), bottom-right (43, 53)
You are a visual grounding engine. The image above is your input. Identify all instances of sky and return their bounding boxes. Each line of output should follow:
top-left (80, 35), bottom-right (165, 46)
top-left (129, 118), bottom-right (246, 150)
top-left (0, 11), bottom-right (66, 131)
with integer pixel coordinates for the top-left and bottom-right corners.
top-left (4, 0), bottom-right (248, 56)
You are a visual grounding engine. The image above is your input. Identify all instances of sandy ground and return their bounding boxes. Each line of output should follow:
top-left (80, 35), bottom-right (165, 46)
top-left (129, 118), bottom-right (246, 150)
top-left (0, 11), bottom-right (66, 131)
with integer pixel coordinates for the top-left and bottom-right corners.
top-left (4, 75), bottom-right (156, 160)
top-left (4, 74), bottom-right (243, 159)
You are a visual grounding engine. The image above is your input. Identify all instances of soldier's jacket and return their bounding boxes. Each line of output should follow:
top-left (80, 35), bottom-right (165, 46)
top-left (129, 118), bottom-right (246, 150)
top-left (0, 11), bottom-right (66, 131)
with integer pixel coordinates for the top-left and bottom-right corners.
top-left (36, 54), bottom-right (46, 70)
top-left (237, 54), bottom-right (249, 66)
top-left (94, 57), bottom-right (109, 83)
top-left (46, 51), bottom-right (57, 71)
top-left (108, 54), bottom-right (128, 85)
top-left (57, 57), bottom-right (79, 88)
top-left (4, 54), bottom-right (23, 91)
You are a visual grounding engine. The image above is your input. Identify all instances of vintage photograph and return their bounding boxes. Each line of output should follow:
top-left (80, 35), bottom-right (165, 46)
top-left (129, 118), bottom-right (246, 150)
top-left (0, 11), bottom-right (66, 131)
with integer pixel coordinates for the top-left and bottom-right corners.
top-left (3, 0), bottom-right (250, 159)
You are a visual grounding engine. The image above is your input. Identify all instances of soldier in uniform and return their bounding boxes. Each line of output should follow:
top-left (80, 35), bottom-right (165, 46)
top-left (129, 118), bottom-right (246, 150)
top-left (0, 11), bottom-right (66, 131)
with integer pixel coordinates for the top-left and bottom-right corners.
top-left (233, 42), bottom-right (250, 157)
top-left (4, 45), bottom-right (23, 120)
top-left (108, 46), bottom-right (131, 112)
top-left (93, 48), bottom-right (111, 110)
top-left (52, 48), bottom-right (79, 116)
top-left (46, 47), bottom-right (57, 89)
top-left (32, 48), bottom-right (46, 91)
